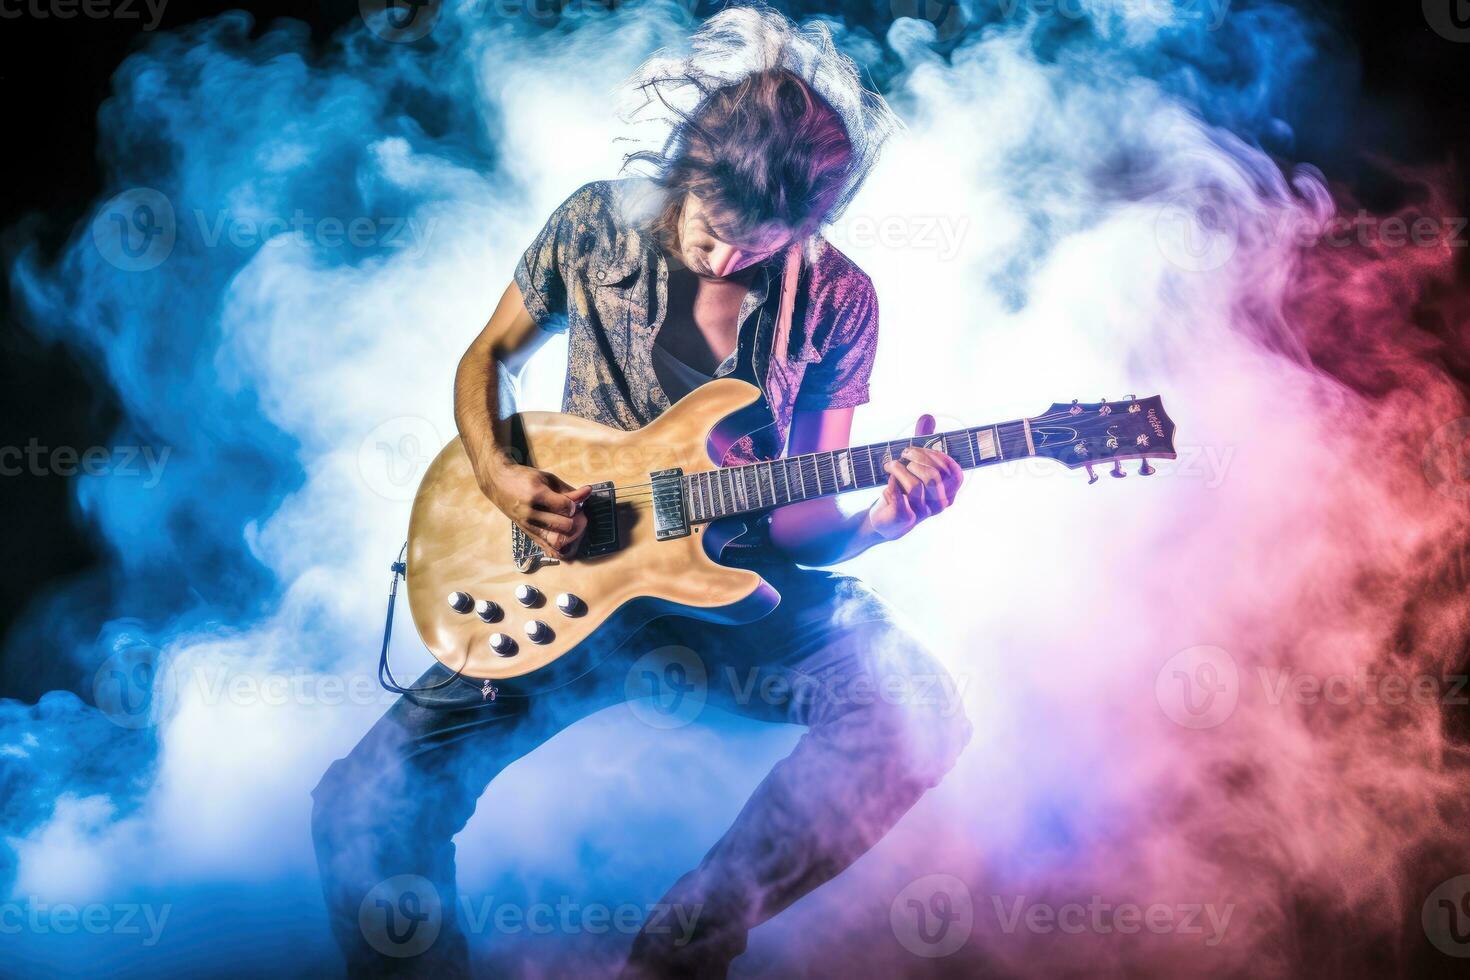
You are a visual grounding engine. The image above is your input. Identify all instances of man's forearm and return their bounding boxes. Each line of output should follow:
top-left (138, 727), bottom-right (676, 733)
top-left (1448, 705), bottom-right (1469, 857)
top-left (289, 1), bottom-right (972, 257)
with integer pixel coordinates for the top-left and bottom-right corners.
top-left (454, 335), bottom-right (518, 485)
top-left (456, 282), bottom-right (549, 483)
top-left (767, 500), bottom-right (885, 566)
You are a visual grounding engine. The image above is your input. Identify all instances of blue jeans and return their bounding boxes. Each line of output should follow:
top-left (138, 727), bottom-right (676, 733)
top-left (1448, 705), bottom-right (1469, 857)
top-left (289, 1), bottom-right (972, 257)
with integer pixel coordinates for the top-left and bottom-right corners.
top-left (311, 565), bottom-right (971, 977)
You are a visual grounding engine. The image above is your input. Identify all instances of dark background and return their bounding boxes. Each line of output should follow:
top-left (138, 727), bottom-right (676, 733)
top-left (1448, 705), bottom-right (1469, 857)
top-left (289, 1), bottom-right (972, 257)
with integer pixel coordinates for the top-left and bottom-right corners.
top-left (1, 0), bottom-right (1467, 692)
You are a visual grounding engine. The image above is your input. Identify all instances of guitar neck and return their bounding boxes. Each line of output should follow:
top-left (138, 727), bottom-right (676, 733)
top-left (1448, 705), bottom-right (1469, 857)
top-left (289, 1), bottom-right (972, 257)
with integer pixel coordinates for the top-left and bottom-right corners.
top-left (683, 418), bottom-right (1037, 524)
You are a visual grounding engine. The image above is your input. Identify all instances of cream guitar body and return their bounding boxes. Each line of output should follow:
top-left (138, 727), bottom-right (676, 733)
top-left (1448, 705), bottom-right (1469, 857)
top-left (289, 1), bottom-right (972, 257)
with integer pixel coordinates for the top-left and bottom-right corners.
top-left (405, 378), bottom-right (1176, 685)
top-left (406, 379), bottom-right (778, 683)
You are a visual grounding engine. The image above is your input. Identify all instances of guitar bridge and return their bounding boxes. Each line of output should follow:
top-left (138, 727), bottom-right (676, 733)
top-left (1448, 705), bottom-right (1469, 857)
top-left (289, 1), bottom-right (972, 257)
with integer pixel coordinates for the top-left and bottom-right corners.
top-left (512, 524), bottom-right (557, 572)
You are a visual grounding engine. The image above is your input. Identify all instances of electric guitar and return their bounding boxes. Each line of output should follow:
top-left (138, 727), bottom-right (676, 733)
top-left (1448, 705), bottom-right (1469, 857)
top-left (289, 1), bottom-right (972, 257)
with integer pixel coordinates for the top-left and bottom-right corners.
top-left (405, 379), bottom-right (1176, 684)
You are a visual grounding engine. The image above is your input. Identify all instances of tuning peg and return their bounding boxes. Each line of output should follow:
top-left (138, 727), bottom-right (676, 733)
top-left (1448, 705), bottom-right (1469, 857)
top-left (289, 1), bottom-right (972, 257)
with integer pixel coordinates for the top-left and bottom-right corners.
top-left (1138, 458), bottom-right (1155, 476)
top-left (1085, 464), bottom-right (1098, 484)
top-left (1111, 461), bottom-right (1126, 478)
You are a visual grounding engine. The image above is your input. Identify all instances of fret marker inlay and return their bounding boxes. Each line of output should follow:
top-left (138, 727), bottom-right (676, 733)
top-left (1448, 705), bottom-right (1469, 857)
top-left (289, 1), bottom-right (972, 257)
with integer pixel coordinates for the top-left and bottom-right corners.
top-left (975, 429), bottom-right (999, 461)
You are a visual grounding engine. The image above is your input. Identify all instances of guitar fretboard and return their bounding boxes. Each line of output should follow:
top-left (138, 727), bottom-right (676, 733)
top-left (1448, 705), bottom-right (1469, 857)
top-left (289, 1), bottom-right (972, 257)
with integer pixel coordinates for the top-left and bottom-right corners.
top-left (684, 420), bottom-right (1035, 523)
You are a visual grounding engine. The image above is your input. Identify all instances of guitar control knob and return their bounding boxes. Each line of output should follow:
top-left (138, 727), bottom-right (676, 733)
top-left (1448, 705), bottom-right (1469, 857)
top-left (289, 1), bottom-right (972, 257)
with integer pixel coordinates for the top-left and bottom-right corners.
top-left (488, 633), bottom-right (517, 657)
top-left (524, 620), bottom-right (552, 644)
top-left (555, 593), bottom-right (583, 616)
top-left (474, 599), bottom-right (502, 623)
top-left (515, 584), bottom-right (542, 607)
top-left (447, 591), bottom-right (474, 614)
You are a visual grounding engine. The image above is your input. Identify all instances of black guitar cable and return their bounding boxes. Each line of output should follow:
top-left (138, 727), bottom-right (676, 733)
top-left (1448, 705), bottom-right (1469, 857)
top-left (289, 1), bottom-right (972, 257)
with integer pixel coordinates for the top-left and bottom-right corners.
top-left (377, 541), bottom-right (469, 705)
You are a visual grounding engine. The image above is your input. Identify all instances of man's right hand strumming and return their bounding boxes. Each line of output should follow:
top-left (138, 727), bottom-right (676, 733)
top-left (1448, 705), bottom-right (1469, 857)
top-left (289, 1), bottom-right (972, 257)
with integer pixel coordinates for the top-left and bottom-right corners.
top-left (455, 281), bottom-right (593, 562)
top-left (476, 458), bottom-right (590, 561)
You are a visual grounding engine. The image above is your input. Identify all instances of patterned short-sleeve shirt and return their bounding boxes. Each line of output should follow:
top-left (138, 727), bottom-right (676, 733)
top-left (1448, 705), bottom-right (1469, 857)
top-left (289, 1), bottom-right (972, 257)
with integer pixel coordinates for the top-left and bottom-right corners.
top-left (513, 178), bottom-right (878, 464)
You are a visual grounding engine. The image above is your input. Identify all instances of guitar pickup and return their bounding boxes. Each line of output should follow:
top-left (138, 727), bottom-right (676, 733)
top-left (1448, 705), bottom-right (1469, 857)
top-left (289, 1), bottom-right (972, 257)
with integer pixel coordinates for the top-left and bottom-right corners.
top-left (650, 468), bottom-right (690, 540)
top-left (579, 481), bottom-right (618, 557)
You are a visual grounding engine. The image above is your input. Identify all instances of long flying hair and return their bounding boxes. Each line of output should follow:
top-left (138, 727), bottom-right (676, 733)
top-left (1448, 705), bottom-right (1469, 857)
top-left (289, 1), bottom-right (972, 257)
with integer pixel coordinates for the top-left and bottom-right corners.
top-left (620, 6), bottom-right (900, 248)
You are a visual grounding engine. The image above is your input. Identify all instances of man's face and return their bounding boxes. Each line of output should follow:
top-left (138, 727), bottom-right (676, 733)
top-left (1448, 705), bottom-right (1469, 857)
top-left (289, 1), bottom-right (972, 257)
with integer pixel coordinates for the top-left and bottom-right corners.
top-left (675, 192), bottom-right (794, 280)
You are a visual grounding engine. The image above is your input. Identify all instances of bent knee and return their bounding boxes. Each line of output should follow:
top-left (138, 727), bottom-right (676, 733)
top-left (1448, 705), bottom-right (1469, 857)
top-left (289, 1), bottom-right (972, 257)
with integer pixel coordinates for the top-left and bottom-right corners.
top-left (311, 745), bottom-right (481, 851)
top-left (839, 627), bottom-right (973, 786)
top-left (311, 756), bottom-right (358, 841)
top-left (898, 698), bottom-right (972, 788)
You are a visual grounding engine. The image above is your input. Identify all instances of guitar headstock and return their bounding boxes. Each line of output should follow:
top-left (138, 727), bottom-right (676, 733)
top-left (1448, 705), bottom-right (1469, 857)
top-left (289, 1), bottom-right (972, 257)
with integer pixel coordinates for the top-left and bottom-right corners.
top-left (1029, 396), bottom-right (1176, 482)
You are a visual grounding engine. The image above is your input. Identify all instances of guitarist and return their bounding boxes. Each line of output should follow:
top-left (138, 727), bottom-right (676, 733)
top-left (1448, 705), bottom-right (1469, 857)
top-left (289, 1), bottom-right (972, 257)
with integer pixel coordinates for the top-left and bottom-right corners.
top-left (313, 11), bottom-right (972, 977)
